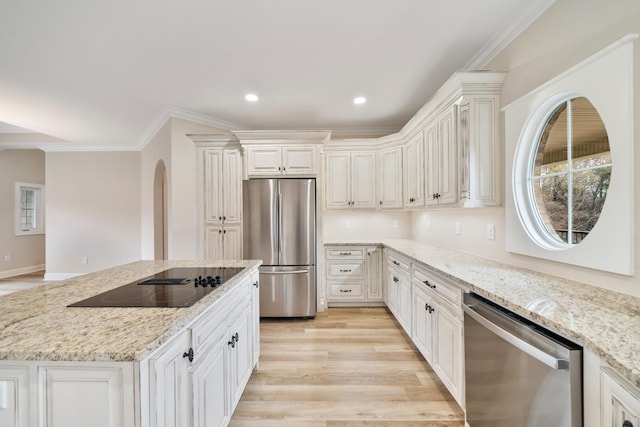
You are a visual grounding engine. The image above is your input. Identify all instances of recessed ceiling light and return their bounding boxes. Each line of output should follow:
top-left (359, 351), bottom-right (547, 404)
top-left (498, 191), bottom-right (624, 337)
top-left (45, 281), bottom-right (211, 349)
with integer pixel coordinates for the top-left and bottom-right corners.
top-left (245, 93), bottom-right (259, 102)
top-left (353, 96), bottom-right (366, 105)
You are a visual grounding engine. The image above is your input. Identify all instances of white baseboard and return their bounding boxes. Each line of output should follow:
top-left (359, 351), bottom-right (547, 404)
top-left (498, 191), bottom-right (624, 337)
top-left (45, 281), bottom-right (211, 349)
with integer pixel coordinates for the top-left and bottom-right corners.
top-left (0, 264), bottom-right (46, 279)
top-left (44, 273), bottom-right (82, 281)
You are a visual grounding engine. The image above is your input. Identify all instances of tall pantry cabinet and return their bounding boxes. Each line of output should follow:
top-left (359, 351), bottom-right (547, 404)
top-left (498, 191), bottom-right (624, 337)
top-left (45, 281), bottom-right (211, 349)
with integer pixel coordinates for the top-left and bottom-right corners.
top-left (192, 135), bottom-right (243, 260)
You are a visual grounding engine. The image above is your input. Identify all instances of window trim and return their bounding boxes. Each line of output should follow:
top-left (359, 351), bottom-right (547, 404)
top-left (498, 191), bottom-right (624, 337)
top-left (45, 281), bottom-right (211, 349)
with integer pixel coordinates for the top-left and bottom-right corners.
top-left (14, 182), bottom-right (45, 236)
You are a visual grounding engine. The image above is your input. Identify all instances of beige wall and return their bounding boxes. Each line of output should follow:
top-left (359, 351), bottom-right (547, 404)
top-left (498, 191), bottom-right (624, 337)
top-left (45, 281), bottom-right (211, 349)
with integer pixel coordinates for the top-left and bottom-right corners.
top-left (45, 151), bottom-right (141, 278)
top-left (140, 118), bottom-right (230, 260)
top-left (411, 0), bottom-right (640, 296)
top-left (323, 211), bottom-right (412, 241)
top-left (0, 149), bottom-right (45, 277)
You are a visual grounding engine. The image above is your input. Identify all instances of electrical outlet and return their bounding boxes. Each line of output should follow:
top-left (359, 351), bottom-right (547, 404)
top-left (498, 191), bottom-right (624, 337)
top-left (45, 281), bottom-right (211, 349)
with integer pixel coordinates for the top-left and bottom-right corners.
top-left (344, 220), bottom-right (351, 229)
top-left (455, 222), bottom-right (461, 235)
top-left (487, 224), bottom-right (495, 240)
top-left (3, 254), bottom-right (11, 262)
top-left (82, 257), bottom-right (89, 265)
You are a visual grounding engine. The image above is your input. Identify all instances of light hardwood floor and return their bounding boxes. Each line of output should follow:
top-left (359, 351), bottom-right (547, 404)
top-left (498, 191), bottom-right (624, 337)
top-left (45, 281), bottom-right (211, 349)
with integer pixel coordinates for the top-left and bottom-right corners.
top-left (0, 270), bottom-right (48, 296)
top-left (230, 307), bottom-right (464, 427)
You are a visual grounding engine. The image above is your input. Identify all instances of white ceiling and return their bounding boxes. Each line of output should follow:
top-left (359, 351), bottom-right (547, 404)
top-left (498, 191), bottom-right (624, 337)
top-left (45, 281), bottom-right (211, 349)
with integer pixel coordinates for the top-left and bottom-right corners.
top-left (0, 0), bottom-right (555, 150)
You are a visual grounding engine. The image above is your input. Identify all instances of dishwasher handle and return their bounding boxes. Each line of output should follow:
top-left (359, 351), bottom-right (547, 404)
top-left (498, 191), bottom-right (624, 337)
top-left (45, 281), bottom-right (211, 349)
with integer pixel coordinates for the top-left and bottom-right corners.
top-left (463, 303), bottom-right (569, 370)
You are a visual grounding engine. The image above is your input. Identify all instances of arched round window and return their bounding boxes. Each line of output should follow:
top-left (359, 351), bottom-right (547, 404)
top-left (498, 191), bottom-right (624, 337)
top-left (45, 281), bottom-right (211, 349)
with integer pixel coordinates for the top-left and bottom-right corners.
top-left (515, 96), bottom-right (611, 249)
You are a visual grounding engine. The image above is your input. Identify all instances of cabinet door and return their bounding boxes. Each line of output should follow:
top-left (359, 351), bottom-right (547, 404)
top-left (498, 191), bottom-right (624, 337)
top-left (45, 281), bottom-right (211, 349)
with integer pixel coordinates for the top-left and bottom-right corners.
top-left (250, 271), bottom-right (260, 367)
top-left (386, 268), bottom-right (399, 316)
top-left (282, 146), bottom-right (317, 175)
top-left (397, 275), bottom-right (412, 336)
top-left (351, 152), bottom-right (376, 208)
top-left (222, 224), bottom-right (242, 261)
top-left (204, 226), bottom-right (224, 261)
top-left (325, 152), bottom-right (351, 209)
top-left (601, 368), bottom-right (640, 427)
top-left (411, 286), bottom-right (434, 363)
top-left (0, 366), bottom-right (29, 427)
top-left (228, 305), bottom-right (253, 408)
top-left (437, 106), bottom-right (458, 205)
top-left (222, 149), bottom-right (243, 224)
top-left (377, 147), bottom-right (403, 209)
top-left (246, 146), bottom-right (283, 176)
top-left (366, 246), bottom-right (383, 301)
top-left (192, 338), bottom-right (229, 427)
top-left (204, 149), bottom-right (224, 224)
top-left (433, 305), bottom-right (463, 404)
top-left (424, 121), bottom-right (439, 206)
top-left (403, 132), bottom-right (425, 208)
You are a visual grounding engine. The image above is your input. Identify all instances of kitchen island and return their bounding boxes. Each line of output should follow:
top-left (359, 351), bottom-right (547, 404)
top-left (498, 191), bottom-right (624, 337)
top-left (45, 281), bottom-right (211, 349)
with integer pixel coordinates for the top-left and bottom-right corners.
top-left (0, 260), bottom-right (261, 427)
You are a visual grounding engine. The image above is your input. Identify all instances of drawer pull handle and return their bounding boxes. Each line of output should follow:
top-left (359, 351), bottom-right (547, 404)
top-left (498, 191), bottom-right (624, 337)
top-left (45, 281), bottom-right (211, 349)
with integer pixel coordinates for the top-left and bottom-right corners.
top-left (339, 289), bottom-right (352, 293)
top-left (339, 269), bottom-right (352, 273)
top-left (392, 260), bottom-right (400, 266)
top-left (423, 280), bottom-right (436, 289)
top-left (182, 348), bottom-right (194, 362)
top-left (339, 252), bottom-right (352, 256)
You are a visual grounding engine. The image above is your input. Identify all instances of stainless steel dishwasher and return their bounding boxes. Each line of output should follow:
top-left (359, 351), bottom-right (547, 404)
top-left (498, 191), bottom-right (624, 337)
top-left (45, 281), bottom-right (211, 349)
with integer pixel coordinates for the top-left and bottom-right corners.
top-left (463, 293), bottom-right (582, 427)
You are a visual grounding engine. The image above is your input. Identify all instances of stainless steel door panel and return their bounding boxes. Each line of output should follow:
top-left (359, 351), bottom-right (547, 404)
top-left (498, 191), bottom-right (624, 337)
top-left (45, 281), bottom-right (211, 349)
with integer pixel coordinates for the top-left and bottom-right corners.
top-left (243, 179), bottom-right (278, 265)
top-left (259, 266), bottom-right (316, 317)
top-left (278, 178), bottom-right (316, 266)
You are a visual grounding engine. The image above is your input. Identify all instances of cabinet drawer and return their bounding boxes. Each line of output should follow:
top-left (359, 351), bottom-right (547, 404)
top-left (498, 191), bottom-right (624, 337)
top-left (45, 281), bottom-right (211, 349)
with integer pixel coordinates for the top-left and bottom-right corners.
top-left (387, 252), bottom-right (411, 276)
top-left (413, 264), bottom-right (461, 309)
top-left (326, 248), bottom-right (365, 260)
top-left (328, 283), bottom-right (364, 299)
top-left (327, 262), bottom-right (364, 279)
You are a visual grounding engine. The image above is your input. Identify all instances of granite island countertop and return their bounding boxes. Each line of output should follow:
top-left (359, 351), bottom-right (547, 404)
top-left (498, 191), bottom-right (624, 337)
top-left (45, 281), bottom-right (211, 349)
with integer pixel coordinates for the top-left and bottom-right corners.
top-left (326, 239), bottom-right (640, 389)
top-left (0, 260), bottom-right (261, 363)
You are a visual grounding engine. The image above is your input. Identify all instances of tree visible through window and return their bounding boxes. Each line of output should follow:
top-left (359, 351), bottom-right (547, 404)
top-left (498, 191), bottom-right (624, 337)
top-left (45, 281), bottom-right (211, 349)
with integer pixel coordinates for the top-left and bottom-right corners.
top-left (531, 97), bottom-right (611, 245)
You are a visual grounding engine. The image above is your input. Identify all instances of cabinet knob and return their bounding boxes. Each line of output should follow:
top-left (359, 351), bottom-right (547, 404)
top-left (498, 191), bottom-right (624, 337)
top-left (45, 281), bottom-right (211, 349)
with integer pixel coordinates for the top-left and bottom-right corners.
top-left (623, 421), bottom-right (634, 427)
top-left (278, 166), bottom-right (281, 171)
top-left (253, 281), bottom-right (259, 288)
top-left (379, 200), bottom-right (382, 205)
top-left (393, 276), bottom-right (399, 283)
top-left (182, 348), bottom-right (194, 362)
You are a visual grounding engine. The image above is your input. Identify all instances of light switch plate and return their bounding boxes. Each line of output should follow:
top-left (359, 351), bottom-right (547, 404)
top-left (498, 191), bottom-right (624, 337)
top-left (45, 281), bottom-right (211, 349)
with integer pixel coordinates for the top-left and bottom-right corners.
top-left (487, 224), bottom-right (495, 240)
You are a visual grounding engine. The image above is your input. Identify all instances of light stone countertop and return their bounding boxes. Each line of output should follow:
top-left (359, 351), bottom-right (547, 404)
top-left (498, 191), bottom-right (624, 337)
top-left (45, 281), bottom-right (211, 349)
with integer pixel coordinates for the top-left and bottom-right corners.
top-left (0, 260), bottom-right (261, 363)
top-left (326, 239), bottom-right (640, 388)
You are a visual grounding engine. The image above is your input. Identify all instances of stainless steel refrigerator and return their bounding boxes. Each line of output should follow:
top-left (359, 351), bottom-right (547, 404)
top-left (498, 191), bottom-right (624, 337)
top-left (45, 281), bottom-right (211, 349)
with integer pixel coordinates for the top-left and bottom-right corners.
top-left (243, 178), bottom-right (316, 318)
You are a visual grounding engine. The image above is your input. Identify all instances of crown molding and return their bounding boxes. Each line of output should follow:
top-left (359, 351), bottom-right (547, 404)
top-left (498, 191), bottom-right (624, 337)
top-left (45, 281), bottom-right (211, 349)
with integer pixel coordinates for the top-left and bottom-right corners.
top-left (464, 0), bottom-right (557, 70)
top-left (234, 130), bottom-right (332, 145)
top-left (136, 106), bottom-right (250, 150)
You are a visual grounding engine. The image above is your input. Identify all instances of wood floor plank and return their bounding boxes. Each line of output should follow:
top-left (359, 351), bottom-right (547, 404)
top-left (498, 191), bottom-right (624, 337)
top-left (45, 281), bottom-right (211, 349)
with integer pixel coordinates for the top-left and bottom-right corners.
top-left (230, 307), bottom-right (464, 427)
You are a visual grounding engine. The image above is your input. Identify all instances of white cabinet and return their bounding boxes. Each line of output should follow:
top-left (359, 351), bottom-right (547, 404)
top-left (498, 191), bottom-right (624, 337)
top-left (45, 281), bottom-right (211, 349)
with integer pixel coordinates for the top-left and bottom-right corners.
top-left (385, 250), bottom-right (412, 335)
top-left (149, 332), bottom-right (192, 427)
top-left (191, 335), bottom-right (227, 427)
top-left (325, 152), bottom-right (376, 209)
top-left (425, 106), bottom-right (458, 206)
top-left (458, 92), bottom-right (502, 207)
top-left (403, 132), bottom-right (425, 208)
top-left (205, 224), bottom-right (242, 261)
top-left (601, 368), bottom-right (640, 427)
top-left (325, 246), bottom-right (383, 305)
top-left (0, 366), bottom-right (29, 427)
top-left (245, 145), bottom-right (318, 176)
top-left (377, 147), bottom-right (403, 209)
top-left (410, 263), bottom-right (464, 406)
top-left (198, 145), bottom-right (243, 261)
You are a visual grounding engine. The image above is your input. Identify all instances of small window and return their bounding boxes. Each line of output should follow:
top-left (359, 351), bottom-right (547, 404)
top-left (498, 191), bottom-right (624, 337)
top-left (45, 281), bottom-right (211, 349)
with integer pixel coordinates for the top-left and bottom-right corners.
top-left (529, 97), bottom-right (611, 247)
top-left (15, 182), bottom-right (45, 236)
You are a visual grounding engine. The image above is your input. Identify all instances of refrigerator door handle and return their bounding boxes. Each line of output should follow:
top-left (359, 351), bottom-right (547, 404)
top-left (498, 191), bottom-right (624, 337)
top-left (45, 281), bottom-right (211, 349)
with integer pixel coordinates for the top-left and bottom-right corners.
top-left (275, 188), bottom-right (280, 258)
top-left (261, 269), bottom-right (310, 275)
top-left (277, 187), bottom-right (283, 259)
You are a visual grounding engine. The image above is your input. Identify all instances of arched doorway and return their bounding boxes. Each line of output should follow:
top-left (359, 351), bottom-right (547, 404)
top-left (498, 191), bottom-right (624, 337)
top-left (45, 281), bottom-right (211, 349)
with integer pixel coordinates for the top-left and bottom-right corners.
top-left (153, 160), bottom-right (167, 260)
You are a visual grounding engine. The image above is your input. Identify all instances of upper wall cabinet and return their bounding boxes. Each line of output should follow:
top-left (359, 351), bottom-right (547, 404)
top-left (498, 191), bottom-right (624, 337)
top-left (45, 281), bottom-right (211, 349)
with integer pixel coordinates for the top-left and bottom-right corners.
top-left (235, 130), bottom-right (331, 178)
top-left (244, 145), bottom-right (318, 176)
top-left (325, 151), bottom-right (377, 209)
top-left (377, 147), bottom-right (403, 209)
top-left (425, 105), bottom-right (458, 207)
top-left (403, 132), bottom-right (425, 209)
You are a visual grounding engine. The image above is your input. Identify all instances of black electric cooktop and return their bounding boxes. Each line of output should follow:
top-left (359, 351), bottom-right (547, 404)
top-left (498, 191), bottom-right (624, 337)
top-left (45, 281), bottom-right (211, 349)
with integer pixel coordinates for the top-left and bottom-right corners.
top-left (68, 267), bottom-right (244, 308)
